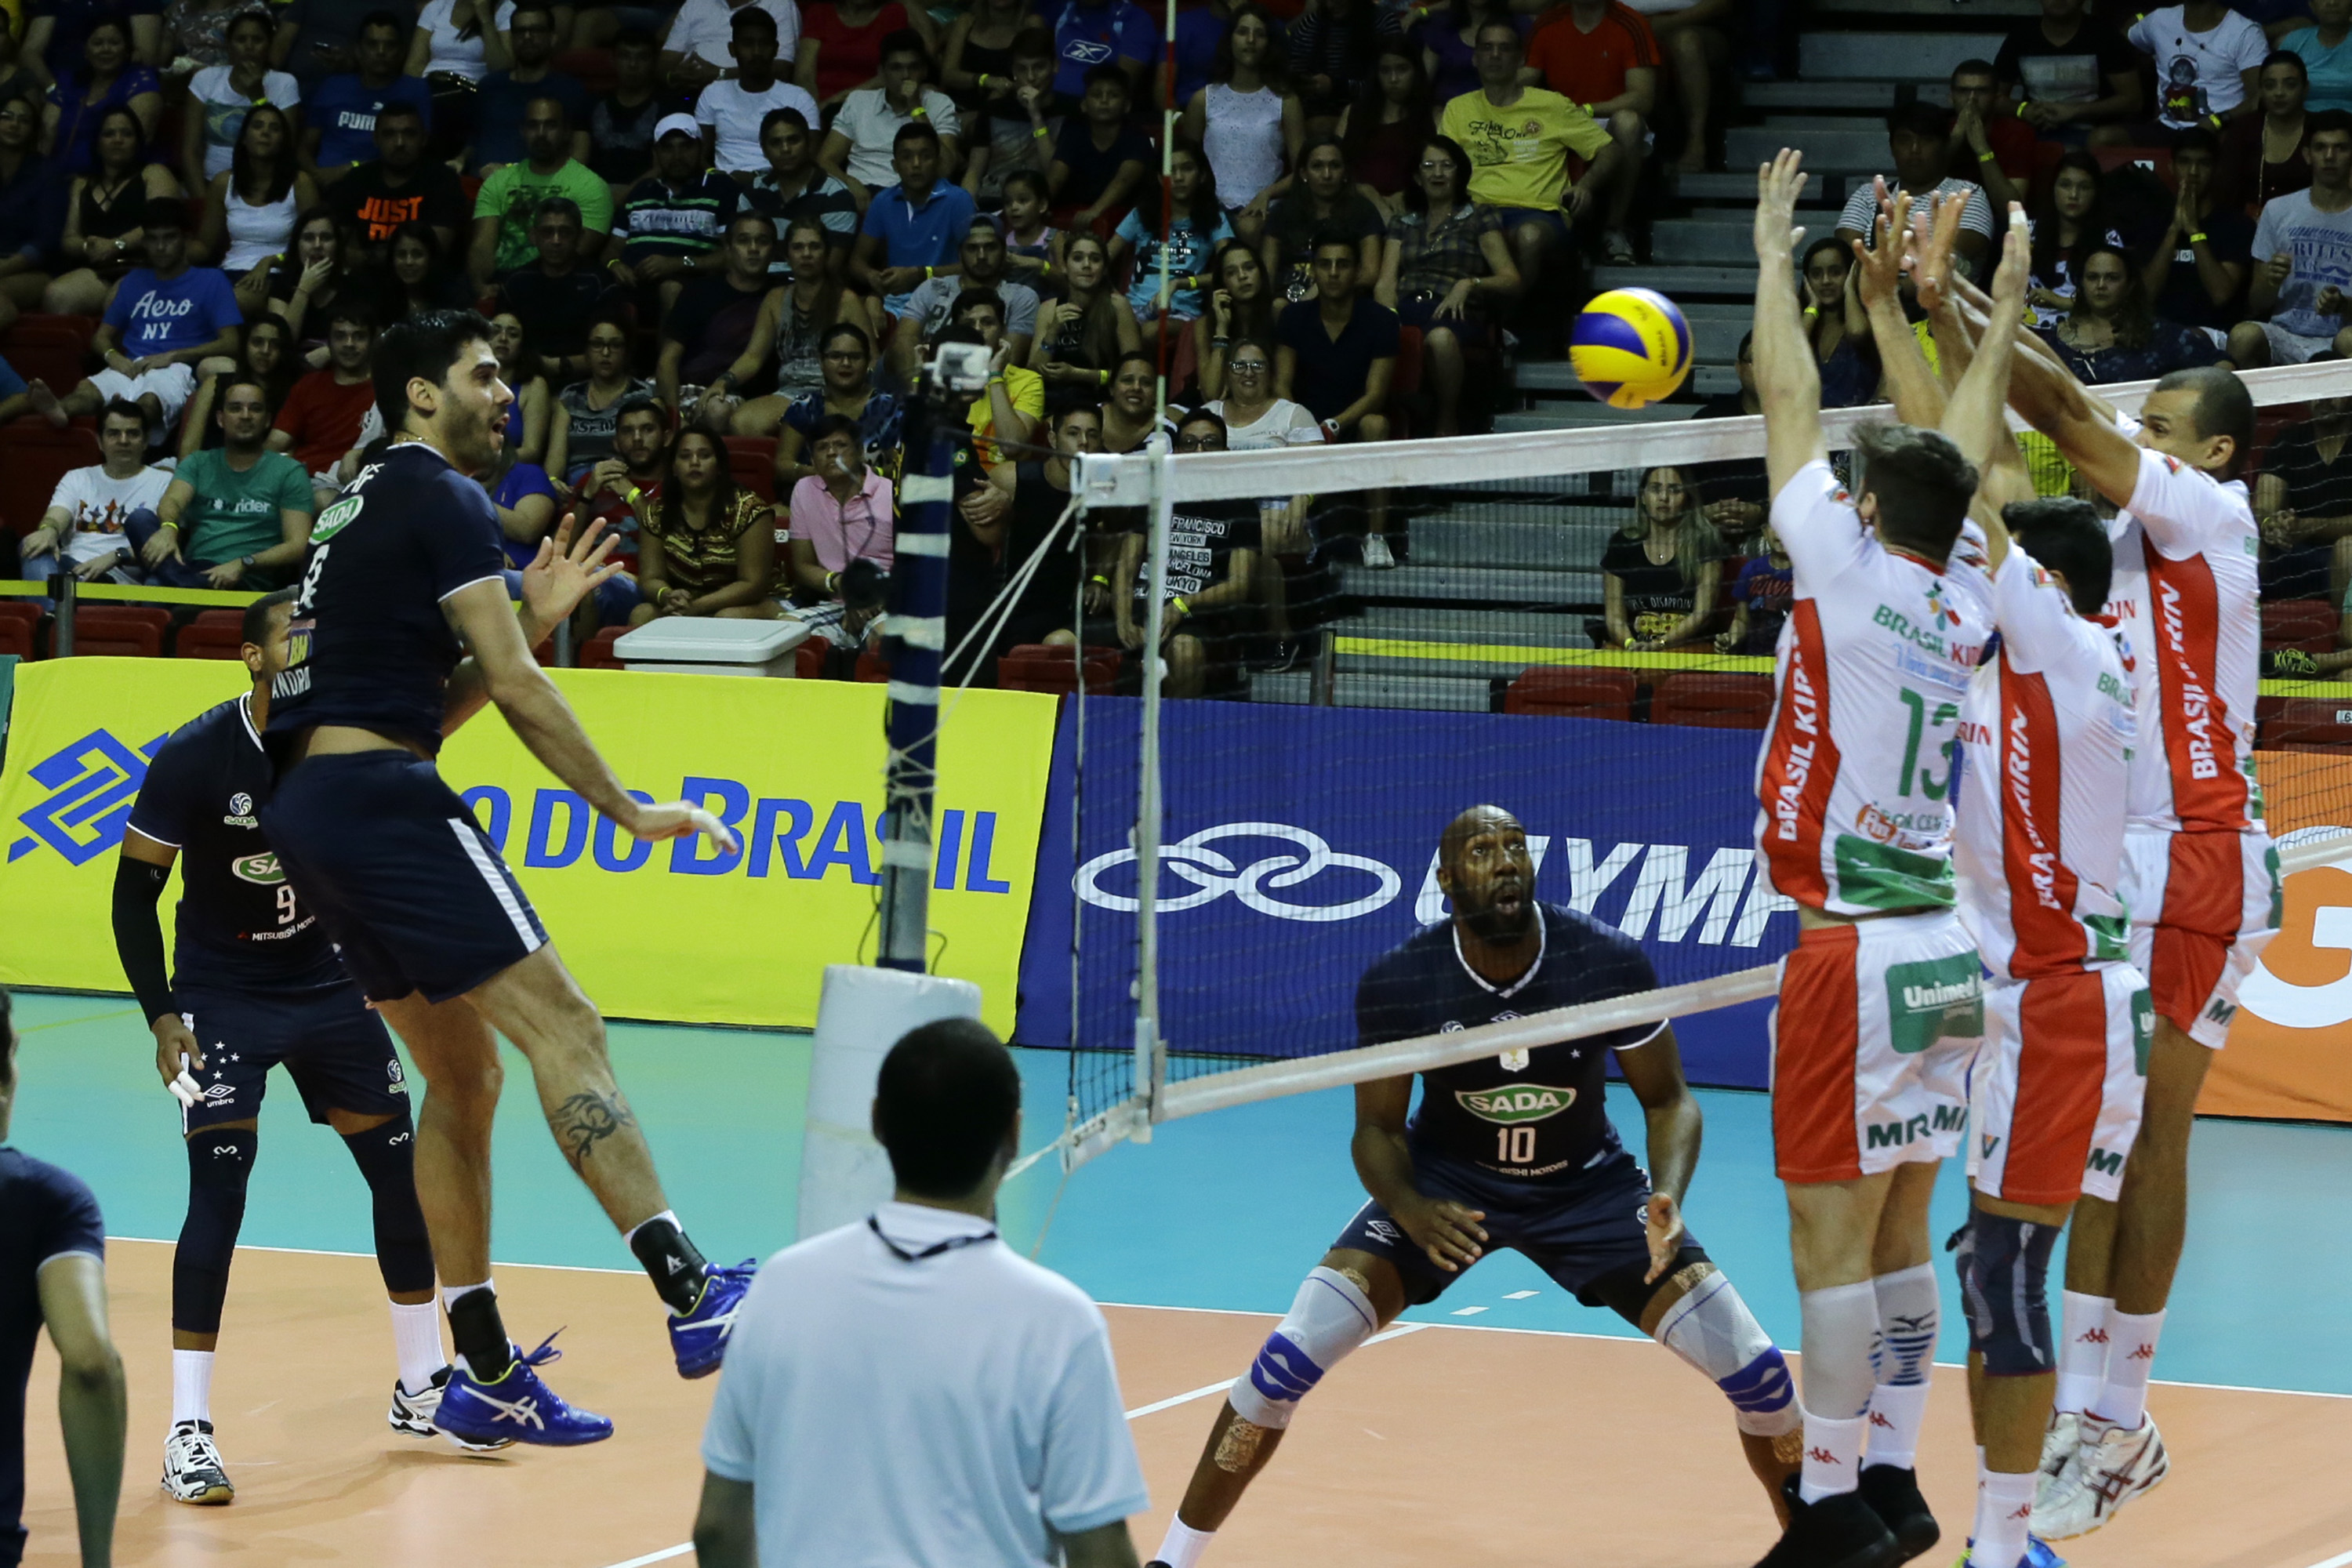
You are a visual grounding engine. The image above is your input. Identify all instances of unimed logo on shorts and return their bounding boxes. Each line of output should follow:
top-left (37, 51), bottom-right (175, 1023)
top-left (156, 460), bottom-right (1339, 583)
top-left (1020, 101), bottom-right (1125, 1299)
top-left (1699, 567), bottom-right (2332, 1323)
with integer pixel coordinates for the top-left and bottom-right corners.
top-left (1454, 1083), bottom-right (1577, 1124)
top-left (6, 728), bottom-right (168, 866)
top-left (1883, 953), bottom-right (1984, 1055)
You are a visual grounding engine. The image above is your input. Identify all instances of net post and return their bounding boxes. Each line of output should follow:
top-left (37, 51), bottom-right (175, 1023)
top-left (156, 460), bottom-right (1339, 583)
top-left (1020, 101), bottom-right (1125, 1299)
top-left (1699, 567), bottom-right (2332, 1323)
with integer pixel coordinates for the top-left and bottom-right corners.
top-left (552, 614), bottom-right (575, 668)
top-left (1132, 441), bottom-right (1174, 1134)
top-left (52, 571), bottom-right (74, 657)
top-left (876, 394), bottom-right (956, 974)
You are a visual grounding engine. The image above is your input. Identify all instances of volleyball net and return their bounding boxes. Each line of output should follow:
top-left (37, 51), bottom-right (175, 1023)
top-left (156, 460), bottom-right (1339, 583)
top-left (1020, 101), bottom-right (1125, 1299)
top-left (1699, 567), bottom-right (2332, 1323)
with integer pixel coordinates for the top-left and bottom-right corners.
top-left (1002, 358), bottom-right (2352, 1177)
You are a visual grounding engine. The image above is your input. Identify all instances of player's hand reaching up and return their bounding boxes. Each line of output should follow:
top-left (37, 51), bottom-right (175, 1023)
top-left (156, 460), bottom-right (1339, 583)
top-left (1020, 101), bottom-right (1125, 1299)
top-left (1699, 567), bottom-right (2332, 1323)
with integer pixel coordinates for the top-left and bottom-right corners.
top-left (1642, 1192), bottom-right (1686, 1283)
top-left (626, 800), bottom-right (743, 855)
top-left (1989, 200), bottom-right (2031, 313)
top-left (518, 512), bottom-right (625, 637)
top-left (1852, 180), bottom-right (1913, 312)
top-left (1911, 191), bottom-right (1970, 316)
top-left (1752, 148), bottom-right (1808, 264)
top-left (1398, 1196), bottom-right (1486, 1273)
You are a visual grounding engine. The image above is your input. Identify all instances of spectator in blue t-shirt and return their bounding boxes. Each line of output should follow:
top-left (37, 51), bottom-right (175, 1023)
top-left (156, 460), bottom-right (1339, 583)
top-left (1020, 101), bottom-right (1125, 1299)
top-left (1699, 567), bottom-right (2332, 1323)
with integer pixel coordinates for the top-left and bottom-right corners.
top-left (305, 9), bottom-right (434, 175)
top-left (1051, 0), bottom-right (1156, 100)
top-left (1716, 524), bottom-right (1791, 655)
top-left (36, 196), bottom-right (241, 441)
top-left (853, 120), bottom-right (979, 317)
top-left (0, 985), bottom-right (126, 1568)
top-left (1112, 142), bottom-right (1232, 343)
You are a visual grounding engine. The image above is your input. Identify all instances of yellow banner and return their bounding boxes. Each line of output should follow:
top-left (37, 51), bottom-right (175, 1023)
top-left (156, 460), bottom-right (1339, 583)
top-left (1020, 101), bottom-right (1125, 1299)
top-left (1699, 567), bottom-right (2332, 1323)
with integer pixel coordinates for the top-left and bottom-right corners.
top-left (0, 659), bottom-right (1056, 1034)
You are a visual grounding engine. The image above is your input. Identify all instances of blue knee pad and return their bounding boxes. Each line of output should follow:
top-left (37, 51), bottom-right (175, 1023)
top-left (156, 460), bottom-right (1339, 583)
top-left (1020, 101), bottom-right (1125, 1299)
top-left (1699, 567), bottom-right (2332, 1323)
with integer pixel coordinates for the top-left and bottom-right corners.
top-left (342, 1110), bottom-right (436, 1296)
top-left (1958, 1209), bottom-right (2059, 1376)
top-left (173, 1126), bottom-right (256, 1335)
top-left (1653, 1269), bottom-right (1800, 1437)
top-left (1229, 1267), bottom-right (1377, 1429)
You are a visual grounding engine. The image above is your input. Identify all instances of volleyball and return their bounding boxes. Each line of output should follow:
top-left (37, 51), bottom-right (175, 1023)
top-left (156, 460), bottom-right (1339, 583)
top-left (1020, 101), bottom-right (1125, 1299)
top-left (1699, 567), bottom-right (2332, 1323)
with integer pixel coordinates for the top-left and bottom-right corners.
top-left (1570, 288), bottom-right (1693, 408)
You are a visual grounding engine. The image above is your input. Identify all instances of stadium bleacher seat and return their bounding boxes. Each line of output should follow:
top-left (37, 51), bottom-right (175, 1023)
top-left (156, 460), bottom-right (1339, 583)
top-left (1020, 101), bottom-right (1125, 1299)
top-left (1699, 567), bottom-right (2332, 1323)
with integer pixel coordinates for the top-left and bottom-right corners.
top-left (2271, 698), bottom-right (2352, 753)
top-left (67, 605), bottom-right (169, 657)
top-left (0, 600), bottom-right (36, 659)
top-left (0, 314), bottom-right (97, 394)
top-left (0, 424), bottom-right (103, 536)
top-left (855, 647), bottom-right (889, 682)
top-left (725, 437), bottom-right (778, 502)
top-left (579, 625), bottom-right (626, 670)
top-left (996, 642), bottom-right (1120, 695)
top-left (1502, 666), bottom-right (1637, 720)
top-left (1653, 671), bottom-right (1775, 729)
top-left (795, 639), bottom-right (827, 678)
top-left (2262, 600), bottom-right (2338, 655)
top-left (172, 608), bottom-right (245, 659)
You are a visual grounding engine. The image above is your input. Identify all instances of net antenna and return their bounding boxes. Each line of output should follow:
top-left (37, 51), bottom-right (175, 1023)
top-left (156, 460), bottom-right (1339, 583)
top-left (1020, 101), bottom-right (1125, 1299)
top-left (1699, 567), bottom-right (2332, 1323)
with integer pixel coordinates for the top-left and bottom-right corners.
top-left (1000, 358), bottom-right (2352, 1181)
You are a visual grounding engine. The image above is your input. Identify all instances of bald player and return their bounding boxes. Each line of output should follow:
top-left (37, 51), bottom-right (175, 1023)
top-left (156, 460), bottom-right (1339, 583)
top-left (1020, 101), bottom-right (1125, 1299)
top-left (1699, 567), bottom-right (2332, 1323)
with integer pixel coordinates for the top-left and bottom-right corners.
top-left (1145, 806), bottom-right (1802, 1568)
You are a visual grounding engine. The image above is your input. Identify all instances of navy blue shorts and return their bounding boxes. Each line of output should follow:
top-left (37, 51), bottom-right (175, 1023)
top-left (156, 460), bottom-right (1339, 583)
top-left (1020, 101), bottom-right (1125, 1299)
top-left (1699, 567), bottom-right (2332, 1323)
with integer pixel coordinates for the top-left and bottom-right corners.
top-left (260, 750), bottom-right (548, 1005)
top-left (1333, 1145), bottom-right (1705, 1310)
top-left (175, 981), bottom-right (408, 1134)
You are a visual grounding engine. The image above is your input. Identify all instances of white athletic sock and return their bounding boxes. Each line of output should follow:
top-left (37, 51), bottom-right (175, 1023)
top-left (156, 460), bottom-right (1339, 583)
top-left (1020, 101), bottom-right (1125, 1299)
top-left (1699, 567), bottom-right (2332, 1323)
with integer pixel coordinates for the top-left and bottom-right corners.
top-left (172, 1348), bottom-right (214, 1428)
top-left (390, 1300), bottom-right (446, 1395)
top-left (2091, 1308), bottom-right (2165, 1429)
top-left (1799, 1413), bottom-right (1868, 1505)
top-left (2053, 1291), bottom-right (2113, 1417)
top-left (1864, 1262), bottom-right (1938, 1471)
top-left (1154, 1516), bottom-right (1214, 1568)
top-left (1969, 1466), bottom-right (2037, 1568)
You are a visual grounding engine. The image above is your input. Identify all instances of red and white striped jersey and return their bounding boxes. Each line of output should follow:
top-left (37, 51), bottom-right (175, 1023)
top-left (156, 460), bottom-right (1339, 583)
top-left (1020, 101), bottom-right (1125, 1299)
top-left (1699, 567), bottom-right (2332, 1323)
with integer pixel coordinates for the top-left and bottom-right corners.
top-left (1753, 461), bottom-right (1994, 916)
top-left (1955, 548), bottom-right (2138, 982)
top-left (2105, 434), bottom-right (2266, 835)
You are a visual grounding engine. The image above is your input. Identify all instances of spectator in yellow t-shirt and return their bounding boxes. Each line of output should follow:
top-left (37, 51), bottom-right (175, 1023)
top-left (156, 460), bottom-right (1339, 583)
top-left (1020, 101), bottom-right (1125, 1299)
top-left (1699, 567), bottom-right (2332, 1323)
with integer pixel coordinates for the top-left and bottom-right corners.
top-left (1437, 20), bottom-right (1617, 308)
top-left (937, 293), bottom-right (1043, 466)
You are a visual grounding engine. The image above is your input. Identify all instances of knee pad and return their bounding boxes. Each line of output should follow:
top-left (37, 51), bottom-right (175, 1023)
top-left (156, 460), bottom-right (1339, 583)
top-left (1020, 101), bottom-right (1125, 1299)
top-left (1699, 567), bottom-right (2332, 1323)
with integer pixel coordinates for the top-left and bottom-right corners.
top-left (173, 1126), bottom-right (256, 1335)
top-left (1653, 1268), bottom-right (1801, 1438)
top-left (1227, 1266), bottom-right (1377, 1430)
top-left (1958, 1210), bottom-right (2059, 1377)
top-left (342, 1111), bottom-right (436, 1296)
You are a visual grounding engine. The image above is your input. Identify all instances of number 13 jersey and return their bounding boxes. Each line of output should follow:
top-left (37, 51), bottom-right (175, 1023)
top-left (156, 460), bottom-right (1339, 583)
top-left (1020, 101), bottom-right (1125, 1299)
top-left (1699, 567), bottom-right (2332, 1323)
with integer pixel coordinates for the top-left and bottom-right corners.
top-left (1754, 460), bottom-right (1995, 916)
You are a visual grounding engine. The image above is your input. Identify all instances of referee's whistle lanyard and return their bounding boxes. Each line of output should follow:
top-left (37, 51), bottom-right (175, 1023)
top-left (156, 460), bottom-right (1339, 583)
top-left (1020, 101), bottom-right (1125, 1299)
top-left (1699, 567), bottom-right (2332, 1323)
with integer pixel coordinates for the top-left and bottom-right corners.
top-left (866, 1214), bottom-right (998, 1262)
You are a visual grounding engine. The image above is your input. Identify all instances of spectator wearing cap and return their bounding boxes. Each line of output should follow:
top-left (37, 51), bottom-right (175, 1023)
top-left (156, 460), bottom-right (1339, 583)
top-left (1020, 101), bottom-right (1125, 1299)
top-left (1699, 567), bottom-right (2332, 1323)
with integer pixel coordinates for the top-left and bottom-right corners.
top-left (1944, 57), bottom-right (2033, 212)
top-left (691, 1018), bottom-right (1147, 1568)
top-left (1523, 0), bottom-right (1657, 266)
top-left (785, 408), bottom-right (895, 601)
top-left (613, 112), bottom-right (743, 314)
top-left (693, 6), bottom-right (819, 178)
top-left (33, 195), bottom-right (238, 441)
top-left (852, 120), bottom-right (978, 319)
top-left (470, 93), bottom-right (615, 285)
top-left (2232, 108), bottom-right (2352, 365)
top-left (468, 1), bottom-right (590, 173)
top-left (890, 214), bottom-right (1038, 384)
top-left (1834, 101), bottom-right (1993, 278)
top-left (746, 106), bottom-right (858, 275)
top-left (497, 194), bottom-right (626, 383)
top-left (821, 30), bottom-right (963, 202)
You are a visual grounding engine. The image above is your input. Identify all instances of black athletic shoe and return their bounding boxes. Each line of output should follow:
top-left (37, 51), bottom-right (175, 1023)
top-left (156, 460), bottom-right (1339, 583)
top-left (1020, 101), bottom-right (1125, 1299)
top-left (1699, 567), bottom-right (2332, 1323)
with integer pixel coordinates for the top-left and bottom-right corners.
top-left (1857, 1464), bottom-right (1940, 1562)
top-left (1751, 1473), bottom-right (1902, 1568)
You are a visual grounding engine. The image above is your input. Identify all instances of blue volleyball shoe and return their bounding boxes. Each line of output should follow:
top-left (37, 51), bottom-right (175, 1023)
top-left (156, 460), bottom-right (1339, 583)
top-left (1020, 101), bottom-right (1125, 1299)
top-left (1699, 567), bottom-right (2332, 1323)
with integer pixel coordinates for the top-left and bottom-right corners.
top-left (669, 1260), bottom-right (758, 1379)
top-left (433, 1331), bottom-right (614, 1448)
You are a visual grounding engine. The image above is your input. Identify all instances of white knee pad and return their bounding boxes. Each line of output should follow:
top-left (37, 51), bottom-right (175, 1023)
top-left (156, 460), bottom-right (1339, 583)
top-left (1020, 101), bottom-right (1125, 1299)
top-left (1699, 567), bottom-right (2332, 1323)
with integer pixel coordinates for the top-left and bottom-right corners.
top-left (1653, 1269), bottom-right (1801, 1438)
top-left (1227, 1267), bottom-right (1377, 1430)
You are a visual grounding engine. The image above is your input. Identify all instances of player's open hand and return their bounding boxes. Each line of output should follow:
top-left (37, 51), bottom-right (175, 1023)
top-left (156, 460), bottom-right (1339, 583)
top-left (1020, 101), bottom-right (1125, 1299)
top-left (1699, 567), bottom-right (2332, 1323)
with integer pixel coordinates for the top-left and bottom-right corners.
top-left (520, 512), bottom-right (624, 630)
top-left (1852, 182), bottom-right (1911, 311)
top-left (1399, 1196), bottom-right (1486, 1273)
top-left (1642, 1192), bottom-right (1686, 1283)
top-left (626, 800), bottom-right (742, 855)
top-left (152, 1014), bottom-right (202, 1103)
top-left (1911, 189), bottom-right (1970, 316)
top-left (1752, 148), bottom-right (1807, 263)
top-left (1987, 201), bottom-right (2031, 314)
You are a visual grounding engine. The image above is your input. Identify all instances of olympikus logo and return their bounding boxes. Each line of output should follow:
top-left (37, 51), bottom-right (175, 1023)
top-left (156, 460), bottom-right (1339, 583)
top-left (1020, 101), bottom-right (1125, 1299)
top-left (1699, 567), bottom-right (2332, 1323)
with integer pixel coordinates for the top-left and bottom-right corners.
top-left (1773, 658), bottom-right (1820, 843)
top-left (2156, 579), bottom-right (2220, 780)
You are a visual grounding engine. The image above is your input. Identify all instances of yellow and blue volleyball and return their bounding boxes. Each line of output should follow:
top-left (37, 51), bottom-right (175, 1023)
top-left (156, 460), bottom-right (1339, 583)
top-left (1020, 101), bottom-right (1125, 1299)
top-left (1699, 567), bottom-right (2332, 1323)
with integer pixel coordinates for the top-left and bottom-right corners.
top-left (1570, 287), bottom-right (1693, 408)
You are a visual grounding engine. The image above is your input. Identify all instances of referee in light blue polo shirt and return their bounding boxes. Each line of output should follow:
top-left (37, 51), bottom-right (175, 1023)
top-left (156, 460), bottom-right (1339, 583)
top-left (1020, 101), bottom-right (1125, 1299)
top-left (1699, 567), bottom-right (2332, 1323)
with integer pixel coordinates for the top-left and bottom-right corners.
top-left (693, 1018), bottom-right (1149, 1568)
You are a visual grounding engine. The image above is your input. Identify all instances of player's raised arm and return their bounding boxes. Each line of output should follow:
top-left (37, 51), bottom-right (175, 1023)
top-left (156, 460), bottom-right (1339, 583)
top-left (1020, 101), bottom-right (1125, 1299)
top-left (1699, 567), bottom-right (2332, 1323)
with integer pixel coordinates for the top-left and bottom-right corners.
top-left (1856, 183), bottom-right (1948, 430)
top-left (1751, 149), bottom-right (1826, 499)
top-left (1935, 201), bottom-right (2035, 568)
top-left (439, 512), bottom-right (621, 735)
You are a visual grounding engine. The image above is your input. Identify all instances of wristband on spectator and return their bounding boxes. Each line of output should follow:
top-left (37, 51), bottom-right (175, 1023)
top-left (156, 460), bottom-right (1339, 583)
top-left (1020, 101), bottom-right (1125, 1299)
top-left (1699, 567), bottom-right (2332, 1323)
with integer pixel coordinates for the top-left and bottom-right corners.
top-left (925, 266), bottom-right (935, 279)
top-left (910, 105), bottom-right (927, 118)
top-left (1171, 594), bottom-right (1189, 615)
top-left (2209, 113), bottom-right (2223, 129)
top-left (826, 570), bottom-right (840, 593)
top-left (1212, 335), bottom-right (1229, 347)
top-left (1033, 125), bottom-right (1050, 137)
top-left (2189, 231), bottom-right (2208, 244)
top-left (2015, 99), bottom-right (2031, 118)
top-left (977, 73), bottom-right (992, 87)
top-left (626, 486), bottom-right (644, 503)
top-left (1977, 148), bottom-right (1996, 162)
top-left (1090, 573), bottom-right (1109, 586)
top-left (1098, 368), bottom-right (1109, 384)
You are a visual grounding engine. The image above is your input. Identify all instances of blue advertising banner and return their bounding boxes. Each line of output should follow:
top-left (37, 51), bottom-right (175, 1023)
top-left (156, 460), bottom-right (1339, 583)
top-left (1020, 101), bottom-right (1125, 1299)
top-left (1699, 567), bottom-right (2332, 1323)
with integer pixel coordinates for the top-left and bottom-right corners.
top-left (1014, 699), bottom-right (1798, 1091)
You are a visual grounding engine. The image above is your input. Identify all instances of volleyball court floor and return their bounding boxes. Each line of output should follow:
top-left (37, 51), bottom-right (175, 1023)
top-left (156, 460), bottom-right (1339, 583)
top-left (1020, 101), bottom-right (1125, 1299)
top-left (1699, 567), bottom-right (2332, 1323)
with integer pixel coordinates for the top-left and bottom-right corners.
top-left (11, 989), bottom-right (2352, 1568)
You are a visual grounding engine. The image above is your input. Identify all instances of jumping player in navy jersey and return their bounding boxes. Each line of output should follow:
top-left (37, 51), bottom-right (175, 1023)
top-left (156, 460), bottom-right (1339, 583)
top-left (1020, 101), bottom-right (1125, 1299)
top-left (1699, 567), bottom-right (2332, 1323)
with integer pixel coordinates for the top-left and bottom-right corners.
top-left (0, 987), bottom-right (126, 1568)
top-left (1147, 807), bottom-right (1805, 1568)
top-left (256, 308), bottom-right (752, 1450)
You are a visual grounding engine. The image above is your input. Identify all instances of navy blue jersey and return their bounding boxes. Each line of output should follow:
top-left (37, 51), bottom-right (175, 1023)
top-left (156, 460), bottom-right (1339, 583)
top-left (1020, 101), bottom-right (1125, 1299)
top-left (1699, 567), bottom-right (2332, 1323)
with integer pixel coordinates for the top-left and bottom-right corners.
top-left (265, 442), bottom-right (508, 757)
top-left (126, 694), bottom-right (343, 993)
top-left (0, 1148), bottom-right (105, 1561)
top-left (1356, 904), bottom-right (1664, 1181)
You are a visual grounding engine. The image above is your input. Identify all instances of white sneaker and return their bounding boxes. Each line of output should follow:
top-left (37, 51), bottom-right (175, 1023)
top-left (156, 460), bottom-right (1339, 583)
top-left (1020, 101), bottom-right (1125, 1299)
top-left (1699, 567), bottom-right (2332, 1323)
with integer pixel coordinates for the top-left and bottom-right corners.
top-left (2032, 1414), bottom-right (2169, 1541)
top-left (1362, 535), bottom-right (1396, 569)
top-left (391, 1367), bottom-right (510, 1451)
top-left (162, 1420), bottom-right (234, 1505)
top-left (2038, 1410), bottom-right (2080, 1479)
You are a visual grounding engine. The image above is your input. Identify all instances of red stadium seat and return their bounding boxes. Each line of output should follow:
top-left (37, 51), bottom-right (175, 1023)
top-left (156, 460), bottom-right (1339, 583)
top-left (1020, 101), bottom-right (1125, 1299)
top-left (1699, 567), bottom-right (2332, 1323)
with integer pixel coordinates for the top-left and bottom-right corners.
top-left (172, 608), bottom-right (246, 659)
top-left (2272, 697), bottom-right (2352, 752)
top-left (2262, 598), bottom-right (2338, 655)
top-left (0, 423), bottom-right (103, 535)
top-left (1653, 671), bottom-right (1775, 729)
top-left (578, 625), bottom-right (626, 669)
top-left (0, 615), bottom-right (27, 659)
top-left (67, 605), bottom-right (169, 656)
top-left (995, 642), bottom-right (1120, 694)
top-left (724, 436), bottom-right (778, 501)
top-left (1502, 666), bottom-right (1637, 720)
top-left (0, 314), bottom-right (97, 394)
top-left (855, 647), bottom-right (890, 682)
top-left (554, 46), bottom-right (617, 94)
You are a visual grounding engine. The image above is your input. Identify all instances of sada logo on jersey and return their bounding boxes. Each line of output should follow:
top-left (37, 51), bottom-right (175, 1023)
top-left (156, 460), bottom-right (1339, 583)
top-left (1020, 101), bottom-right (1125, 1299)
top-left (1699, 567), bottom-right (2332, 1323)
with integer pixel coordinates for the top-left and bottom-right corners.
top-left (230, 853), bottom-right (286, 885)
top-left (5, 728), bottom-right (168, 866)
top-left (1456, 1083), bottom-right (1576, 1123)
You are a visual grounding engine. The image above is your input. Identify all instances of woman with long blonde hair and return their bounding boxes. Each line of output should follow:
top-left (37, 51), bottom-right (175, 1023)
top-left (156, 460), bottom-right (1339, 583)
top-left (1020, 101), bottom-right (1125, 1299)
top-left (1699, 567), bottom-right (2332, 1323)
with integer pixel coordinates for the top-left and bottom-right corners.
top-left (1598, 465), bottom-right (1722, 651)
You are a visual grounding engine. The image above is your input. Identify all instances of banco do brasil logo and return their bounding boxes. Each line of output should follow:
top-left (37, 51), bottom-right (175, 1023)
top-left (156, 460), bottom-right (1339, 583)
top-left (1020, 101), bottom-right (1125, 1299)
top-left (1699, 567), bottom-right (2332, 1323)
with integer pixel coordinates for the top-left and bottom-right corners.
top-left (8, 728), bottom-right (168, 866)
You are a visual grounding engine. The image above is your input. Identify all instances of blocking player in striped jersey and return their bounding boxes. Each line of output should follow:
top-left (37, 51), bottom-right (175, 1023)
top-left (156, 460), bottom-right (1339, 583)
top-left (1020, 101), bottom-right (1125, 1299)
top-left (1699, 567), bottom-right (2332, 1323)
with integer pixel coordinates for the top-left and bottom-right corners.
top-left (1747, 149), bottom-right (1996, 1568)
top-left (1940, 228), bottom-right (2281, 1542)
top-left (1144, 806), bottom-right (1803, 1568)
top-left (1877, 194), bottom-right (2147, 1568)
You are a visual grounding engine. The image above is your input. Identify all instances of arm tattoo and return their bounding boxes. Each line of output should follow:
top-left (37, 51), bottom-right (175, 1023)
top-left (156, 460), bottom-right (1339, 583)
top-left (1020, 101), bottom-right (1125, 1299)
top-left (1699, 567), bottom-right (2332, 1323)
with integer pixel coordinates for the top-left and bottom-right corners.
top-left (552, 1090), bottom-right (637, 1169)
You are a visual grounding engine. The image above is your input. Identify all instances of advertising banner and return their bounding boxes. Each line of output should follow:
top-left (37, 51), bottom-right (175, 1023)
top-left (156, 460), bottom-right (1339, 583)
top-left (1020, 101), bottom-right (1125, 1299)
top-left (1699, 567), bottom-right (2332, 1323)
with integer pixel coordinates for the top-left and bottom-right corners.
top-left (0, 659), bottom-right (1056, 1034)
top-left (1013, 699), bottom-right (1797, 1090)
